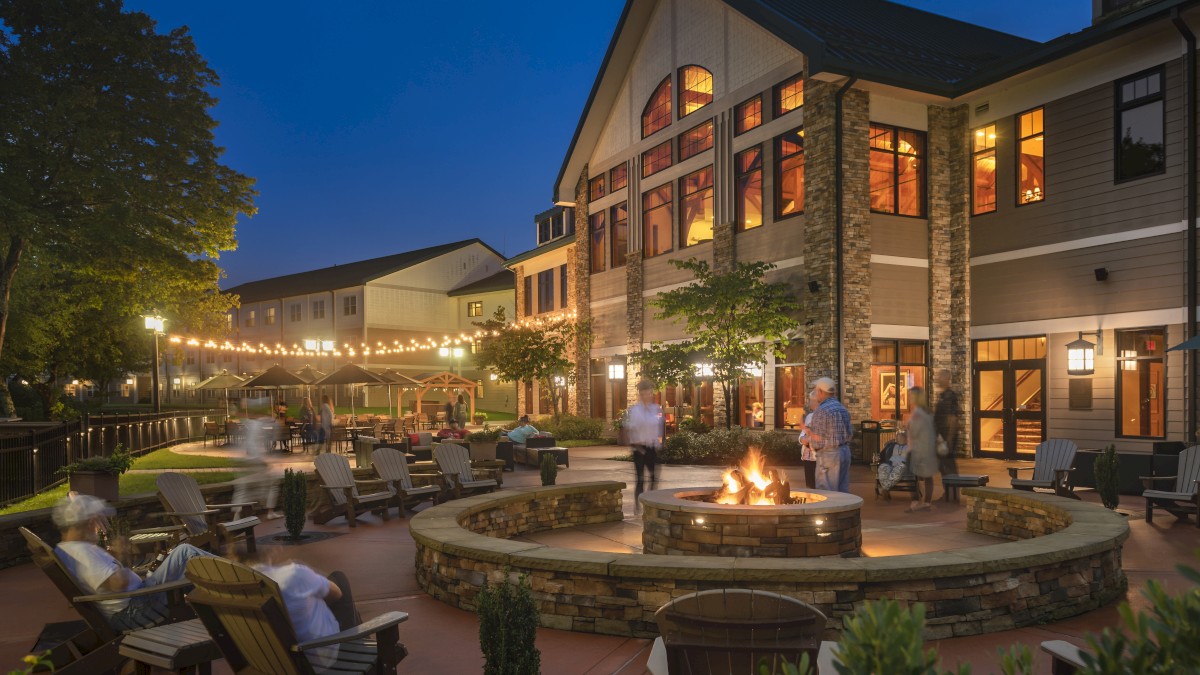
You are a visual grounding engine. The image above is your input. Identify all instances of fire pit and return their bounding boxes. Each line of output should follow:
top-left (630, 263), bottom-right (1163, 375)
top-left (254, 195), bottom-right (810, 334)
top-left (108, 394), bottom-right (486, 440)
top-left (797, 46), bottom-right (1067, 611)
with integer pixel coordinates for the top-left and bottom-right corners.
top-left (640, 450), bottom-right (862, 558)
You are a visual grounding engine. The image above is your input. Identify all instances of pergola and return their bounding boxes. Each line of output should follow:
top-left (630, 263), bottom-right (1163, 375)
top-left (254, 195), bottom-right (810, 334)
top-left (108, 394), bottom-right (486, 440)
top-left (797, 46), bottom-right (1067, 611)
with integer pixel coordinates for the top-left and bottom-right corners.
top-left (414, 371), bottom-right (479, 420)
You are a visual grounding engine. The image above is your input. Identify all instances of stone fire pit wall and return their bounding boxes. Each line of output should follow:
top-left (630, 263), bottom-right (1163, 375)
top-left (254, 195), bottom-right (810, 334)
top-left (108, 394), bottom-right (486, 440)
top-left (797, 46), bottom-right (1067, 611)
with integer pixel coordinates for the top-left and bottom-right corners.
top-left (411, 484), bottom-right (1129, 640)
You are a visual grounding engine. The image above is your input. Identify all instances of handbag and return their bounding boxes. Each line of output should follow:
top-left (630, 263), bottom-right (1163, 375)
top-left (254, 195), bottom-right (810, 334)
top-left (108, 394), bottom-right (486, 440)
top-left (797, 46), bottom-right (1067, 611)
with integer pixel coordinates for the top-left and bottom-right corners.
top-left (936, 435), bottom-right (950, 458)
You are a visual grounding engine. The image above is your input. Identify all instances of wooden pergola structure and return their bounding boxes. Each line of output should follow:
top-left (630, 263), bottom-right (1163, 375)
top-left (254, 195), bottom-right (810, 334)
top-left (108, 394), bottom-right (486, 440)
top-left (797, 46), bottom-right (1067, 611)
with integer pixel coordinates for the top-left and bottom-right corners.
top-left (414, 371), bottom-right (479, 420)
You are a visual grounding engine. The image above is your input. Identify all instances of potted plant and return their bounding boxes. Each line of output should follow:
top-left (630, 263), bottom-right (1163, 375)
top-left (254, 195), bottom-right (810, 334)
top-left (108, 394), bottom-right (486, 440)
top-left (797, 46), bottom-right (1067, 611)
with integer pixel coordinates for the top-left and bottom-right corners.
top-left (57, 445), bottom-right (133, 502)
top-left (279, 469), bottom-right (308, 540)
top-left (472, 410), bottom-right (488, 426)
top-left (540, 452), bottom-right (558, 486)
top-left (467, 428), bottom-right (501, 461)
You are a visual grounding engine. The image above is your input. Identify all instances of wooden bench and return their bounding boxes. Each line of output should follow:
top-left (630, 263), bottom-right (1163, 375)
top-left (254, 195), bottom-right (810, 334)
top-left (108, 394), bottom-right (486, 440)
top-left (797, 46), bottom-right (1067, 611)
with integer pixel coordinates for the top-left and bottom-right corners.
top-left (118, 619), bottom-right (219, 674)
top-left (943, 474), bottom-right (989, 502)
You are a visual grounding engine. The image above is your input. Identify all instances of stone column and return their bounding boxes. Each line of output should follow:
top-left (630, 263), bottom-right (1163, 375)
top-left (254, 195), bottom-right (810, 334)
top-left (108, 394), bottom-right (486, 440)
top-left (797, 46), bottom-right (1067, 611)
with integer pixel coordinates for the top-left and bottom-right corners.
top-left (713, 110), bottom-right (736, 273)
top-left (625, 250), bottom-right (644, 407)
top-left (571, 168), bottom-right (592, 417)
top-left (513, 264), bottom-right (527, 416)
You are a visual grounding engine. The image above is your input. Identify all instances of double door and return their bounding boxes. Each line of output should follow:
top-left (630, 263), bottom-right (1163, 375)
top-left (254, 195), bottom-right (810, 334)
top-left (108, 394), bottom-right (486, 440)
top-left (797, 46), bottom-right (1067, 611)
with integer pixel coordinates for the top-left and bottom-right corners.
top-left (974, 338), bottom-right (1046, 458)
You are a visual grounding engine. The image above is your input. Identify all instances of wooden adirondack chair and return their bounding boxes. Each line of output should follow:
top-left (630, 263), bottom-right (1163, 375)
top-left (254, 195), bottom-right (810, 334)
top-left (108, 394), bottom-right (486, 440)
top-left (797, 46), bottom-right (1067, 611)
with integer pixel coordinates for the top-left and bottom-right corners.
top-left (312, 453), bottom-right (393, 527)
top-left (371, 447), bottom-right (440, 516)
top-left (433, 443), bottom-right (497, 499)
top-left (647, 589), bottom-right (836, 675)
top-left (184, 557), bottom-right (408, 675)
top-left (156, 472), bottom-right (261, 554)
top-left (1142, 445), bottom-right (1200, 527)
top-left (1041, 640), bottom-right (1088, 674)
top-left (19, 527), bottom-right (195, 675)
top-left (1008, 439), bottom-right (1078, 498)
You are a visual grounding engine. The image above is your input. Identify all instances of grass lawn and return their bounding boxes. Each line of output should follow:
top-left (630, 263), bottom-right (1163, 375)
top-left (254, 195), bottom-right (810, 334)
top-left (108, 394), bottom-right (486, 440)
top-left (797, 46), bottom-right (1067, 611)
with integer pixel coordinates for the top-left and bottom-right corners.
top-left (132, 448), bottom-right (252, 470)
top-left (0, 471), bottom-right (245, 516)
top-left (558, 439), bottom-right (616, 448)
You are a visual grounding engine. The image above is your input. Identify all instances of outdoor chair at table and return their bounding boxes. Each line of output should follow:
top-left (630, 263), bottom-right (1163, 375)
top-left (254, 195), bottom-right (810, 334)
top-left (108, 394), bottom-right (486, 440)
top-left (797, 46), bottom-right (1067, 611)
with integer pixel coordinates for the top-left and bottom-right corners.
top-left (312, 453), bottom-right (393, 527)
top-left (372, 447), bottom-right (441, 516)
top-left (202, 422), bottom-right (226, 447)
top-left (224, 419), bottom-right (243, 445)
top-left (156, 472), bottom-right (260, 554)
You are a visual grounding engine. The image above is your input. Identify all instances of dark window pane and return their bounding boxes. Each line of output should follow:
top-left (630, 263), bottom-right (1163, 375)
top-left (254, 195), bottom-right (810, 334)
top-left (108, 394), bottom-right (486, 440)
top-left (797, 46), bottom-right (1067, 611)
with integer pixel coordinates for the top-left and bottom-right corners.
top-left (1118, 100), bottom-right (1165, 179)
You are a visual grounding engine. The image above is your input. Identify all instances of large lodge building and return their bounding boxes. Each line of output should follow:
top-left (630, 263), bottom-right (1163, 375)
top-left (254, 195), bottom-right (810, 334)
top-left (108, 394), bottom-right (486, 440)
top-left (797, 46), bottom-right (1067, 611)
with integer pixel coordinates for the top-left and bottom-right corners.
top-left (508, 0), bottom-right (1200, 459)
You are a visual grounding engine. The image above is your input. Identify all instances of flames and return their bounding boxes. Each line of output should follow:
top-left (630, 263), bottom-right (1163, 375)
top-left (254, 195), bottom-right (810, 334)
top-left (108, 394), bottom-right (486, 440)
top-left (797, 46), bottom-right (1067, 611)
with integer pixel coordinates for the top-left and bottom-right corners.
top-left (715, 447), bottom-right (791, 505)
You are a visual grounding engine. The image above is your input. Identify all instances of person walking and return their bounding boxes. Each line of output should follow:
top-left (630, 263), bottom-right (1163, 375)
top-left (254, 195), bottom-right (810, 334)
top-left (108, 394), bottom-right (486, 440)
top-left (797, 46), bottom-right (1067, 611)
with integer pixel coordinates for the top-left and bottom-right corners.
top-left (299, 397), bottom-right (317, 447)
top-left (796, 392), bottom-right (818, 488)
top-left (624, 380), bottom-right (664, 513)
top-left (905, 387), bottom-right (937, 512)
top-left (452, 394), bottom-right (469, 429)
top-left (933, 369), bottom-right (961, 480)
top-left (319, 395), bottom-right (334, 453)
top-left (801, 377), bottom-right (853, 493)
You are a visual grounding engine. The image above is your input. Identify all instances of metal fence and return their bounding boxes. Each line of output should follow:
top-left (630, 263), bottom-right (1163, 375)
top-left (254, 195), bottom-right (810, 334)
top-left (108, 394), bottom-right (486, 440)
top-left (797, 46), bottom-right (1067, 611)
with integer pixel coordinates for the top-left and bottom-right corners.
top-left (0, 409), bottom-right (226, 506)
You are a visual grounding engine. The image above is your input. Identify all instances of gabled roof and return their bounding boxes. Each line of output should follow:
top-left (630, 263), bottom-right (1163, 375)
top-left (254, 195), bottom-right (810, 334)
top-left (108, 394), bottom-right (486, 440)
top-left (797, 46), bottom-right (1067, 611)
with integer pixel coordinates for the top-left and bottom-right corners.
top-left (504, 234), bottom-right (576, 268)
top-left (225, 239), bottom-right (501, 303)
top-left (447, 269), bottom-right (516, 297)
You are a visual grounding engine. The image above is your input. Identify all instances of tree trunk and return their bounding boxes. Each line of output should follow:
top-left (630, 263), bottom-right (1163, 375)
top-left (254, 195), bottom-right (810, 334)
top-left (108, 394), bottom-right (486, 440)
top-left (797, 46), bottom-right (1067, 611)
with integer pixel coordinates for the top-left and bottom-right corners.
top-left (0, 235), bottom-right (27, 418)
top-left (722, 383), bottom-right (733, 429)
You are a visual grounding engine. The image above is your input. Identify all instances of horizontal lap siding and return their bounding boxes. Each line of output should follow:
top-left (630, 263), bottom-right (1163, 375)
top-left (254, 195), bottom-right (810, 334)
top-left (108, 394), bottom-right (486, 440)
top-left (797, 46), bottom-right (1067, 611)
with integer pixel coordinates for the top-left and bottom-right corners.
top-left (591, 305), bottom-right (626, 350)
top-left (872, 214), bottom-right (929, 259)
top-left (735, 218), bottom-right (805, 264)
top-left (642, 245), bottom-right (709, 292)
top-left (871, 264), bottom-right (929, 326)
top-left (590, 268), bottom-right (628, 303)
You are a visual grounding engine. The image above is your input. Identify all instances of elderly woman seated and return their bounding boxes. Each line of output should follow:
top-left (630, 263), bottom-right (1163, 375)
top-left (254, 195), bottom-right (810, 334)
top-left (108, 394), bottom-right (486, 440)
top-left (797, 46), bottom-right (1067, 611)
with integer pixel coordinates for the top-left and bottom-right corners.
top-left (876, 430), bottom-right (911, 492)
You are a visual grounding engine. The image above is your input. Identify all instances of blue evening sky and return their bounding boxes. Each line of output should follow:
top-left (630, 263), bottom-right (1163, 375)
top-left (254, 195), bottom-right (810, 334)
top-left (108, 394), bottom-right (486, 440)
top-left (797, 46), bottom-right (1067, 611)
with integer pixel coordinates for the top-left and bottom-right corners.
top-left (123, 1), bottom-right (1093, 287)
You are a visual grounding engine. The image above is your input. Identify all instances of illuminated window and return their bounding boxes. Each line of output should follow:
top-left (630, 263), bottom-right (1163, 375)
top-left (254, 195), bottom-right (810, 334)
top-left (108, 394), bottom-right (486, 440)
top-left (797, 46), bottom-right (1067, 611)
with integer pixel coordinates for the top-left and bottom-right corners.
top-left (611, 202), bottom-right (628, 268)
top-left (869, 124), bottom-right (925, 217)
top-left (1018, 108), bottom-right (1045, 205)
top-left (679, 166), bottom-right (713, 247)
top-left (467, 301), bottom-right (483, 317)
top-left (678, 120), bottom-right (713, 161)
top-left (736, 146), bottom-right (763, 231)
top-left (774, 74), bottom-right (804, 117)
top-left (1116, 328), bottom-right (1165, 438)
top-left (642, 140), bottom-right (672, 178)
top-left (265, 307), bottom-right (276, 325)
top-left (871, 340), bottom-right (927, 421)
top-left (973, 123), bottom-right (997, 214)
top-left (589, 211), bottom-right (606, 274)
top-left (609, 163), bottom-right (627, 191)
top-left (735, 95), bottom-right (762, 135)
top-left (642, 76), bottom-right (672, 138)
top-left (642, 184), bottom-right (673, 258)
top-left (774, 127), bottom-right (805, 219)
top-left (1116, 68), bottom-right (1165, 181)
top-left (589, 175), bottom-right (605, 202)
top-left (678, 65), bottom-right (713, 119)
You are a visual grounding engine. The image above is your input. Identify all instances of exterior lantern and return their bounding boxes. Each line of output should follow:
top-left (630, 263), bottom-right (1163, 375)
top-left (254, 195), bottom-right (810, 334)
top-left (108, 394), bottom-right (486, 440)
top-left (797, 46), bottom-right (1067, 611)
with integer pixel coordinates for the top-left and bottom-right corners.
top-left (1066, 335), bottom-right (1096, 376)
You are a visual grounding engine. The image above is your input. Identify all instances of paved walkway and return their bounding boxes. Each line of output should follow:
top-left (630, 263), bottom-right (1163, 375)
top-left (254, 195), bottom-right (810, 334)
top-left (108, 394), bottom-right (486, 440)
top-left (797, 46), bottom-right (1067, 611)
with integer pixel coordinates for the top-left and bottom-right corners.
top-left (2, 442), bottom-right (1196, 673)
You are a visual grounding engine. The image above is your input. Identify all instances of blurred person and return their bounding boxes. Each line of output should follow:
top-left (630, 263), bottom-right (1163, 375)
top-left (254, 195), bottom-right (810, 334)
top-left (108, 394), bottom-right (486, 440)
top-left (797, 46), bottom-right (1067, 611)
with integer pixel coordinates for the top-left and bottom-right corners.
top-left (625, 380), bottom-right (664, 512)
top-left (905, 387), bottom-right (937, 512)
top-left (751, 401), bottom-right (764, 428)
top-left (933, 369), bottom-right (961, 481)
top-left (452, 394), bottom-right (469, 428)
top-left (437, 419), bottom-right (467, 440)
top-left (299, 397), bottom-right (317, 447)
top-left (796, 393), bottom-right (818, 488)
top-left (801, 377), bottom-right (852, 493)
top-left (320, 395), bottom-right (334, 453)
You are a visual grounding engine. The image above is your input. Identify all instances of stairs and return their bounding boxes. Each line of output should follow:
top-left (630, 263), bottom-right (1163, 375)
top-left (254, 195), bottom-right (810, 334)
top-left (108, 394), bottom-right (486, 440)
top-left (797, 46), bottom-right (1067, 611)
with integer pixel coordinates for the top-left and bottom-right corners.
top-left (979, 419), bottom-right (1043, 453)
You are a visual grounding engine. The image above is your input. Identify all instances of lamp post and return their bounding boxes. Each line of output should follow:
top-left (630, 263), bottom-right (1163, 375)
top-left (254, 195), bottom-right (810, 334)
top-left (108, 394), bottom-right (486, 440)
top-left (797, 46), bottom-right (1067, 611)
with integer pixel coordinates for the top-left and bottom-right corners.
top-left (143, 315), bottom-right (165, 412)
top-left (438, 346), bottom-right (464, 376)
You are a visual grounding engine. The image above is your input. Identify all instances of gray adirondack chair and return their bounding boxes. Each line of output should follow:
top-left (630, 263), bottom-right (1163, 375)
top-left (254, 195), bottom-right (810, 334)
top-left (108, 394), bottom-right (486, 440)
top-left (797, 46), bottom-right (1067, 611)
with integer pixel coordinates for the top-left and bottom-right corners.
top-left (371, 447), bottom-right (440, 516)
top-left (433, 443), bottom-right (497, 499)
top-left (312, 453), bottom-right (393, 527)
top-left (157, 472), bottom-right (260, 553)
top-left (1008, 439), bottom-right (1078, 498)
top-left (1142, 445), bottom-right (1200, 527)
top-left (184, 557), bottom-right (408, 675)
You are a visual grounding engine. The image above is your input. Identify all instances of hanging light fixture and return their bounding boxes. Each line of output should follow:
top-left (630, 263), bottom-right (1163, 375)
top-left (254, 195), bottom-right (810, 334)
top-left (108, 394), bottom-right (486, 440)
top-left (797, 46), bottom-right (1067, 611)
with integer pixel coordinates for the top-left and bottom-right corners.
top-left (1067, 331), bottom-right (1102, 376)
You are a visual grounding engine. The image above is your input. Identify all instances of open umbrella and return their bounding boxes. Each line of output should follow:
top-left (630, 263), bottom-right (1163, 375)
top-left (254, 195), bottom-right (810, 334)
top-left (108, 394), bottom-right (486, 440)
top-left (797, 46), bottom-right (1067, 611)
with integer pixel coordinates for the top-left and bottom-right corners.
top-left (313, 364), bottom-right (388, 419)
top-left (1167, 334), bottom-right (1200, 352)
top-left (193, 370), bottom-right (245, 416)
top-left (293, 365), bottom-right (326, 384)
top-left (371, 368), bottom-right (423, 417)
top-left (240, 364), bottom-right (308, 389)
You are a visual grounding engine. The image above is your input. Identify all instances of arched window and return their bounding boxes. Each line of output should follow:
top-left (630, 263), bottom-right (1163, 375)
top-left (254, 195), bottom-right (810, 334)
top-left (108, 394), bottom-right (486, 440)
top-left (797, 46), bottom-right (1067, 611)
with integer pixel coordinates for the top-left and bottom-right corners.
top-left (678, 65), bottom-right (713, 118)
top-left (642, 76), bottom-right (672, 138)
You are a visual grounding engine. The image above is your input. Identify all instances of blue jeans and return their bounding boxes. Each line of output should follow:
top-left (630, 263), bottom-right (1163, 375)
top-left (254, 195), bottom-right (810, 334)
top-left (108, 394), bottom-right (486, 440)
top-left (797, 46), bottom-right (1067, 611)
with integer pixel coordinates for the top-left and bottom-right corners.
top-left (112, 544), bottom-right (216, 629)
top-left (815, 446), bottom-right (852, 493)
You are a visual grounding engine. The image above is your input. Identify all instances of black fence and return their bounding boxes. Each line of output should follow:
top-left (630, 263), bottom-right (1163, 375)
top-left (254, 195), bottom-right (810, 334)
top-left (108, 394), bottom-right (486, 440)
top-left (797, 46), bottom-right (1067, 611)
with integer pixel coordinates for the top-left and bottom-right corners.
top-left (0, 409), bottom-right (226, 506)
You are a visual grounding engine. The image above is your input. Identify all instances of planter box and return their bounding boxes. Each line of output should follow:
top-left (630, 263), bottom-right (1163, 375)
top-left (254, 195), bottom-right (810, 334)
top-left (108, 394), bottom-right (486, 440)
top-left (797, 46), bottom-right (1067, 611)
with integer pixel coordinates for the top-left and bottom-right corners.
top-left (68, 471), bottom-right (120, 502)
top-left (469, 442), bottom-right (497, 462)
top-left (472, 415), bottom-right (487, 426)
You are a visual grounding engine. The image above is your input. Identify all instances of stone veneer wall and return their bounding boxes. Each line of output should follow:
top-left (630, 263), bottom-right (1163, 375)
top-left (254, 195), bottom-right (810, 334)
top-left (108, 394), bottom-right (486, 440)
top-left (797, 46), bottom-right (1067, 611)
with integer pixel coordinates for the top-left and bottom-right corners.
top-left (966, 490), bottom-right (1073, 539)
top-left (641, 499), bottom-right (861, 558)
top-left (625, 249), bottom-right (644, 403)
top-left (572, 167), bottom-right (592, 417)
top-left (413, 485), bottom-right (1128, 640)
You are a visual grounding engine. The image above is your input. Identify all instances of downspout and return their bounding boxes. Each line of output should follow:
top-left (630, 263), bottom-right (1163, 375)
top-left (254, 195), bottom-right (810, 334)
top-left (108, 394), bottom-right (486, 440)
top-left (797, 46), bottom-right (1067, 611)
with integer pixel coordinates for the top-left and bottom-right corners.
top-left (1173, 10), bottom-right (1197, 444)
top-left (834, 75), bottom-right (858, 392)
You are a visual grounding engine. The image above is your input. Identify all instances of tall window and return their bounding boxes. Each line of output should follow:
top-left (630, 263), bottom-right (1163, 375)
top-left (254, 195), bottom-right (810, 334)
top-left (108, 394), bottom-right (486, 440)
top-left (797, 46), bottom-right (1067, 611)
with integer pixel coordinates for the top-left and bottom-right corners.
top-left (560, 264), bottom-right (568, 306)
top-left (774, 341), bottom-right (805, 429)
top-left (973, 124), bottom-right (997, 214)
top-left (642, 140), bottom-right (672, 178)
top-left (735, 95), bottom-right (762, 135)
top-left (642, 76), bottom-right (672, 138)
top-left (1018, 107), bottom-right (1045, 204)
top-left (609, 163), bottom-right (628, 191)
top-left (589, 175), bottom-right (605, 201)
top-left (736, 146), bottom-right (764, 231)
top-left (265, 307), bottom-right (276, 325)
top-left (312, 301), bottom-right (326, 319)
top-left (1116, 328), bottom-right (1166, 438)
top-left (289, 303), bottom-right (302, 322)
top-left (589, 211), bottom-right (606, 273)
top-left (537, 269), bottom-right (554, 313)
top-left (245, 310), bottom-right (256, 328)
top-left (343, 296), bottom-right (357, 316)
top-left (642, 184), bottom-right (673, 258)
top-left (869, 124), bottom-right (925, 217)
top-left (523, 276), bottom-right (532, 316)
top-left (678, 65), bottom-right (713, 118)
top-left (679, 166), bottom-right (714, 247)
top-left (611, 202), bottom-right (628, 268)
top-left (1116, 68), bottom-right (1165, 181)
top-left (467, 301), bottom-right (483, 317)
top-left (774, 128), bottom-right (805, 219)
top-left (774, 74), bottom-right (804, 116)
top-left (871, 340), bottom-right (928, 421)
top-left (678, 120), bottom-right (713, 161)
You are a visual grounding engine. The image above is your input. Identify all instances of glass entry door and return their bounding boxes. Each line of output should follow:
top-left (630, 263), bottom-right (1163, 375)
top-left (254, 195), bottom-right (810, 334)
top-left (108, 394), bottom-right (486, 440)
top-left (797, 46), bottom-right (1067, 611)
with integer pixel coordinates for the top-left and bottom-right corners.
top-left (973, 337), bottom-right (1047, 458)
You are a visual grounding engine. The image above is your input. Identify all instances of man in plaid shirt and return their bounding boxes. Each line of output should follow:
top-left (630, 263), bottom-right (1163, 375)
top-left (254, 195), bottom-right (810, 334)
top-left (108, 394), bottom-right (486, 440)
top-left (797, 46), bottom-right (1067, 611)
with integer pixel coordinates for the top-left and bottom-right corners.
top-left (801, 377), bottom-right (853, 492)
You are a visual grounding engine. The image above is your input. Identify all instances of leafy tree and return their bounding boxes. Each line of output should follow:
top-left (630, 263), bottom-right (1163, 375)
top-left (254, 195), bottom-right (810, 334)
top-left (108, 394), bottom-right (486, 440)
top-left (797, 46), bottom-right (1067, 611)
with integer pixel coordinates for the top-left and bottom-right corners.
top-left (0, 0), bottom-right (257, 415)
top-left (629, 341), bottom-right (700, 419)
top-left (651, 259), bottom-right (800, 428)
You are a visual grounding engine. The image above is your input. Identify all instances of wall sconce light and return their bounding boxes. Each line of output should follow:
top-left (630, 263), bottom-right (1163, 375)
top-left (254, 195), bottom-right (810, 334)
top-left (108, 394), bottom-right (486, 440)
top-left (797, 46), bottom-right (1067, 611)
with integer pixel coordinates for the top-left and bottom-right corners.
top-left (1094, 267), bottom-right (1109, 282)
top-left (807, 280), bottom-right (821, 294)
top-left (1067, 331), bottom-right (1103, 376)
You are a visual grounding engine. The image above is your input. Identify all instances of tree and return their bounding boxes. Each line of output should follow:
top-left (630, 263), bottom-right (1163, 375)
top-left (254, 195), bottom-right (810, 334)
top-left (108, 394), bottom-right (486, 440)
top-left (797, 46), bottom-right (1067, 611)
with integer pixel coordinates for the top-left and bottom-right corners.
top-left (629, 341), bottom-right (701, 420)
top-left (473, 308), bottom-right (592, 419)
top-left (0, 0), bottom-right (257, 415)
top-left (652, 259), bottom-right (801, 428)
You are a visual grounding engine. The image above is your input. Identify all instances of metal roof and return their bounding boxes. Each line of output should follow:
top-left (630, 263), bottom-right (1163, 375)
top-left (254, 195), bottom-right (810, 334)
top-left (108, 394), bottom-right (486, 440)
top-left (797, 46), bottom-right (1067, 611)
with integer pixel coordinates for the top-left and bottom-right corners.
top-left (504, 234), bottom-right (576, 268)
top-left (447, 269), bottom-right (515, 297)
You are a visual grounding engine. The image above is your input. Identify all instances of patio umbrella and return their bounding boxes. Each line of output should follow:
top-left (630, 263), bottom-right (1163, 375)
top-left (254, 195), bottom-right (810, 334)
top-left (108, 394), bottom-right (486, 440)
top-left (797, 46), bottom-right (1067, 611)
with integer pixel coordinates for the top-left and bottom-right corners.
top-left (1167, 334), bottom-right (1200, 352)
top-left (372, 368), bottom-right (423, 417)
top-left (239, 365), bottom-right (308, 412)
top-left (192, 370), bottom-right (245, 416)
top-left (313, 363), bottom-right (388, 419)
top-left (293, 364), bottom-right (327, 384)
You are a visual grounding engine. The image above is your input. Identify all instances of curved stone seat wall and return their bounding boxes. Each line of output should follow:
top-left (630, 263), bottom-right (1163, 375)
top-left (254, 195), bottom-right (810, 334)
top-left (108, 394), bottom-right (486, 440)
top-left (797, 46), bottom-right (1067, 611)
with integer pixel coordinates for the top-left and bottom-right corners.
top-left (411, 484), bottom-right (1129, 640)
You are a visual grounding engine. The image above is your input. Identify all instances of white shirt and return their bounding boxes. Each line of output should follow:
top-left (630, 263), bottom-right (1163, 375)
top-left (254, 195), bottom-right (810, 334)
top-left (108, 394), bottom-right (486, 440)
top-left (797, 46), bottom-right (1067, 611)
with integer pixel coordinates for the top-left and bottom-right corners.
top-left (257, 563), bottom-right (339, 668)
top-left (57, 541), bottom-right (135, 617)
top-left (625, 402), bottom-right (663, 448)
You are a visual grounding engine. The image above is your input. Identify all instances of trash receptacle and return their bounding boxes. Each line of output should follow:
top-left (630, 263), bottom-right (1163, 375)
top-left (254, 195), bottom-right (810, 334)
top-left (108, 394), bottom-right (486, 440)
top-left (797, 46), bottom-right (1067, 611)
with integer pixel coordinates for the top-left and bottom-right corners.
top-left (860, 421), bottom-right (881, 464)
top-left (354, 436), bottom-right (379, 469)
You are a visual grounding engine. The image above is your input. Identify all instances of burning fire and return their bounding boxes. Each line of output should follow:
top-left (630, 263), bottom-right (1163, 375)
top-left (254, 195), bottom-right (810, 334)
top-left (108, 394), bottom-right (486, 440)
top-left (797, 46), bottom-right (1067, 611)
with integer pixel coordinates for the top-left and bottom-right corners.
top-left (715, 448), bottom-right (792, 505)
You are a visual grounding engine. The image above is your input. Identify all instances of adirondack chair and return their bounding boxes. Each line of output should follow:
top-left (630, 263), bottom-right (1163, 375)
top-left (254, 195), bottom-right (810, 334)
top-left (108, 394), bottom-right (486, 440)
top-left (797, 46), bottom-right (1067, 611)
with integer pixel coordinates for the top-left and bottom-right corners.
top-left (19, 527), bottom-right (195, 674)
top-left (646, 589), bottom-right (837, 675)
top-left (1142, 445), bottom-right (1200, 527)
top-left (1041, 640), bottom-right (1088, 674)
top-left (1007, 439), bottom-right (1078, 498)
top-left (433, 443), bottom-right (497, 499)
top-left (184, 557), bottom-right (408, 675)
top-left (371, 447), bottom-right (440, 516)
top-left (312, 453), bottom-right (393, 527)
top-left (156, 472), bottom-right (261, 553)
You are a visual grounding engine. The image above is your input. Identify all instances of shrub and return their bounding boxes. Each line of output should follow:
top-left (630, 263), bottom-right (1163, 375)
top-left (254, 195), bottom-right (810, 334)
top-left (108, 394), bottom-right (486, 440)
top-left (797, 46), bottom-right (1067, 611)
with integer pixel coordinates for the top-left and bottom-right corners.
top-left (1094, 444), bottom-right (1120, 510)
top-left (538, 415), bottom-right (604, 441)
top-left (478, 570), bottom-right (541, 675)
top-left (57, 445), bottom-right (133, 476)
top-left (540, 453), bottom-right (557, 486)
top-left (280, 469), bottom-right (307, 539)
top-left (677, 416), bottom-right (710, 434)
top-left (467, 429), bottom-right (502, 443)
top-left (759, 430), bottom-right (806, 465)
top-left (834, 600), bottom-right (969, 675)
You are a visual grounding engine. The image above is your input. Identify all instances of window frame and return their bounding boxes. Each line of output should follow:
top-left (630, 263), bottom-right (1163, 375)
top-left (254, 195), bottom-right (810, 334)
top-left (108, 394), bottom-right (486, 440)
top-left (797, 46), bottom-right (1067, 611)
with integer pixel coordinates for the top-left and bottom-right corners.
top-left (265, 307), bottom-right (276, 325)
top-left (642, 75), bottom-right (672, 139)
top-left (589, 210), bottom-right (606, 274)
top-left (467, 301), bottom-right (483, 318)
top-left (343, 295), bottom-right (357, 316)
top-left (245, 310), bottom-right (256, 328)
top-left (734, 95), bottom-right (763, 136)
top-left (609, 163), bottom-right (628, 191)
top-left (868, 123), bottom-right (927, 218)
top-left (289, 303), bottom-right (302, 322)
top-left (523, 276), bottom-right (533, 316)
top-left (677, 119), bottom-right (714, 162)
top-left (588, 175), bottom-right (605, 202)
top-left (1113, 66), bottom-right (1167, 184)
top-left (642, 139), bottom-right (673, 178)
top-left (642, 183), bottom-right (674, 258)
top-left (773, 126), bottom-right (805, 221)
top-left (972, 123), bottom-right (998, 216)
top-left (611, 202), bottom-right (628, 269)
top-left (677, 65), bottom-right (714, 120)
top-left (735, 145), bottom-right (764, 232)
top-left (1114, 327), bottom-right (1168, 440)
top-left (560, 263), bottom-right (568, 307)
top-left (773, 73), bottom-right (804, 117)
top-left (678, 165), bottom-right (714, 249)
top-left (1015, 106), bottom-right (1046, 207)
top-left (537, 269), bottom-right (554, 314)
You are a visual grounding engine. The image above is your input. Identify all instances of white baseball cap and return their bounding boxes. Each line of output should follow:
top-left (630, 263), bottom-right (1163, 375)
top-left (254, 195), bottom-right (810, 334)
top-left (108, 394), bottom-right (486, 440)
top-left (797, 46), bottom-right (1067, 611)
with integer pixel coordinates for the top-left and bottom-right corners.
top-left (53, 493), bottom-right (115, 528)
top-left (813, 377), bottom-right (837, 394)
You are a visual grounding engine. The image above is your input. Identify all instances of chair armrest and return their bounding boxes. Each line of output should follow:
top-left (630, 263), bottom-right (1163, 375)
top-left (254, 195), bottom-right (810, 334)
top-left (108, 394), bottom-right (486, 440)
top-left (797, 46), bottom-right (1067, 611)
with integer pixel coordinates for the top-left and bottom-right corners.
top-left (129, 524), bottom-right (187, 536)
top-left (75, 578), bottom-right (193, 603)
top-left (353, 478), bottom-right (388, 487)
top-left (207, 502), bottom-right (257, 510)
top-left (163, 509), bottom-right (222, 517)
top-left (319, 484), bottom-right (354, 491)
top-left (1007, 466), bottom-right (1034, 479)
top-left (293, 611), bottom-right (409, 651)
